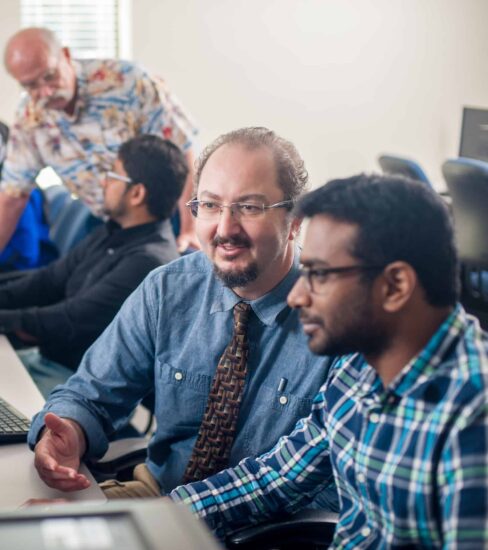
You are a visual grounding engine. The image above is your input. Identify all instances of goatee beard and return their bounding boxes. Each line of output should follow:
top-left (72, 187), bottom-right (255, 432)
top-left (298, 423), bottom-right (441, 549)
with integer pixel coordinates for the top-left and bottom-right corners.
top-left (214, 263), bottom-right (259, 288)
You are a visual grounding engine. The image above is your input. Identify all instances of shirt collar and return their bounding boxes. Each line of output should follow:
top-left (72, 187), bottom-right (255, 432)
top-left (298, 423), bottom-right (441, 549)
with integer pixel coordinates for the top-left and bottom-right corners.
top-left (103, 219), bottom-right (171, 247)
top-left (65, 60), bottom-right (87, 122)
top-left (390, 303), bottom-right (464, 397)
top-left (210, 250), bottom-right (301, 326)
top-left (351, 304), bottom-right (465, 400)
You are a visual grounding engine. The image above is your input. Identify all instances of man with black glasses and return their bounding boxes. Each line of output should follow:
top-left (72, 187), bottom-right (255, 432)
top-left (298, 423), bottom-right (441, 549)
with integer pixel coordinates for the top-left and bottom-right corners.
top-left (170, 174), bottom-right (488, 548)
top-left (0, 134), bottom-right (186, 397)
top-left (28, 127), bottom-right (338, 511)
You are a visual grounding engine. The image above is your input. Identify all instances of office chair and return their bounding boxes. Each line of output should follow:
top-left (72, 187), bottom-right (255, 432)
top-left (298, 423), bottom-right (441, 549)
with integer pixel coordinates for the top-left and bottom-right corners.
top-left (42, 185), bottom-right (72, 225)
top-left (442, 157), bottom-right (488, 329)
top-left (226, 509), bottom-right (338, 549)
top-left (378, 154), bottom-right (433, 187)
top-left (49, 199), bottom-right (102, 256)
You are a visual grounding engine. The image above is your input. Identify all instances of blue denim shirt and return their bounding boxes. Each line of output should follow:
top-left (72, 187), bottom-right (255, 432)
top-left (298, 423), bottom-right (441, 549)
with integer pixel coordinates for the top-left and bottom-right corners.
top-left (28, 250), bottom-right (335, 499)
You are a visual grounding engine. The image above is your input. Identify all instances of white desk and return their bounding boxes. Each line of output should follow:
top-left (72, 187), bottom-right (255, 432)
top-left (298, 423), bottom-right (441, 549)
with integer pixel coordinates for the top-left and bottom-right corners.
top-left (0, 336), bottom-right (104, 508)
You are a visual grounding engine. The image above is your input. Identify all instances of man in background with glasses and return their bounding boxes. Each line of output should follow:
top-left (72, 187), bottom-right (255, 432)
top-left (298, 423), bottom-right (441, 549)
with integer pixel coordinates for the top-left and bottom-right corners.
top-left (170, 174), bottom-right (488, 548)
top-left (0, 27), bottom-right (199, 256)
top-left (0, 134), bottom-right (186, 398)
top-left (28, 127), bottom-right (338, 512)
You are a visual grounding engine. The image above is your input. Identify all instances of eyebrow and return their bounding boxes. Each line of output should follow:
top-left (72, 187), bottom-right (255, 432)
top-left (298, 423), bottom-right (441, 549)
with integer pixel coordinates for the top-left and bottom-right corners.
top-left (300, 259), bottom-right (331, 268)
top-left (198, 191), bottom-right (271, 202)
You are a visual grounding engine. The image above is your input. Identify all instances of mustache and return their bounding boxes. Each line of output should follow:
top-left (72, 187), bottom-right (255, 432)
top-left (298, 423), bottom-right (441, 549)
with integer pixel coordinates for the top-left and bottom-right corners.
top-left (212, 235), bottom-right (251, 247)
top-left (36, 89), bottom-right (72, 108)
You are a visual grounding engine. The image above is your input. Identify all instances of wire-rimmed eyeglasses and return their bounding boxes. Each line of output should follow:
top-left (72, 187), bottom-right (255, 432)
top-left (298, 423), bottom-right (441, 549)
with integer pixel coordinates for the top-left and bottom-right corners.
top-left (186, 199), bottom-right (293, 220)
top-left (106, 171), bottom-right (133, 185)
top-left (299, 264), bottom-right (384, 294)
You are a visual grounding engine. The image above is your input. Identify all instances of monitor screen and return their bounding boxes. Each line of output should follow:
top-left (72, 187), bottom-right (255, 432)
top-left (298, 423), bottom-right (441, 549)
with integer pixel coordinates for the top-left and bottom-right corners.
top-left (0, 513), bottom-right (149, 550)
top-left (459, 106), bottom-right (488, 162)
top-left (0, 499), bottom-right (221, 550)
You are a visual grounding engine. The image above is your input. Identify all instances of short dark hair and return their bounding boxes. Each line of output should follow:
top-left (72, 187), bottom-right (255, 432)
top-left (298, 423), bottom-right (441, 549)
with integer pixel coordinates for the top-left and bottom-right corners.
top-left (118, 135), bottom-right (188, 220)
top-left (296, 173), bottom-right (459, 307)
top-left (194, 127), bottom-right (308, 202)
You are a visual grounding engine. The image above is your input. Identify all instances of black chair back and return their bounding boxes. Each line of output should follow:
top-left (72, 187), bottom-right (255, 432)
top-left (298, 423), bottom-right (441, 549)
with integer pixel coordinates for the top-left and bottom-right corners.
top-left (442, 158), bottom-right (488, 267)
top-left (442, 157), bottom-right (488, 329)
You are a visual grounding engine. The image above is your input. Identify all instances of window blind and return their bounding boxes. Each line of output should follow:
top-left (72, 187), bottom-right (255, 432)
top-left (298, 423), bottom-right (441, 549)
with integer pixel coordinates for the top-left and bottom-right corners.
top-left (20, 0), bottom-right (119, 59)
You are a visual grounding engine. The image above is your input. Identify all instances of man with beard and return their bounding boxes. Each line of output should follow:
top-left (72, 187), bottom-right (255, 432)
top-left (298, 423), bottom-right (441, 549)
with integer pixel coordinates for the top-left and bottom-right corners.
top-left (0, 134), bottom-right (185, 398)
top-left (28, 127), bottom-right (337, 510)
top-left (0, 27), bottom-right (199, 253)
top-left (170, 174), bottom-right (488, 548)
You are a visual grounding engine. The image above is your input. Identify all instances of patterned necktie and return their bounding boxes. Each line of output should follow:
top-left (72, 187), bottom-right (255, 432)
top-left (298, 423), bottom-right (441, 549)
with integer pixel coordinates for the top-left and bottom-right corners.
top-left (183, 301), bottom-right (252, 483)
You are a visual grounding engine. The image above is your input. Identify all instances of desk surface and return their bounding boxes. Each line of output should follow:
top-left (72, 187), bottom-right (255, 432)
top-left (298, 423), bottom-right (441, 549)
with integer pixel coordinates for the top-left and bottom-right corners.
top-left (0, 336), bottom-right (104, 508)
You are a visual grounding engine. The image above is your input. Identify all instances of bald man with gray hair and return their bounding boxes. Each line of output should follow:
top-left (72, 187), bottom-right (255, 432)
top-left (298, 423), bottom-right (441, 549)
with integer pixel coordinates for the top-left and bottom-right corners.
top-left (0, 27), bottom-right (200, 253)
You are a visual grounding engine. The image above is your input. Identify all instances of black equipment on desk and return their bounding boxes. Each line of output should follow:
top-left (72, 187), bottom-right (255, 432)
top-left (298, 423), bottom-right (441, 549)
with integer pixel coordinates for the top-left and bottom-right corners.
top-left (0, 396), bottom-right (30, 443)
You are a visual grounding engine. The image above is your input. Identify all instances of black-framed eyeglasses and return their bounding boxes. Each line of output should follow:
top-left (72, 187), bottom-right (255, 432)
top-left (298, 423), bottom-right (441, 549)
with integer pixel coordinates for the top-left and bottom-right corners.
top-left (299, 264), bottom-right (384, 295)
top-left (106, 171), bottom-right (133, 185)
top-left (186, 199), bottom-right (293, 220)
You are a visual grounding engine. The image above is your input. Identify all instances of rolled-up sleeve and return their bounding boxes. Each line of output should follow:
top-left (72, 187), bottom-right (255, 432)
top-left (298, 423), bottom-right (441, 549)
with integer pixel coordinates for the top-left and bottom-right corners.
top-left (1, 113), bottom-right (43, 196)
top-left (27, 270), bottom-right (162, 457)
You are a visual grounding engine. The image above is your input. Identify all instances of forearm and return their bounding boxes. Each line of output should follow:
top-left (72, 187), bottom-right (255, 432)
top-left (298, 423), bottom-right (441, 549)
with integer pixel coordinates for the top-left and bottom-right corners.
top-left (171, 410), bottom-right (333, 539)
top-left (0, 192), bottom-right (29, 252)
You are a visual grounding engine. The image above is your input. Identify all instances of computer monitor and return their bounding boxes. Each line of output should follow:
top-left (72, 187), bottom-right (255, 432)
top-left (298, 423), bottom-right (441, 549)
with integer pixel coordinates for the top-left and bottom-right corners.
top-left (459, 106), bottom-right (488, 162)
top-left (0, 499), bottom-right (222, 550)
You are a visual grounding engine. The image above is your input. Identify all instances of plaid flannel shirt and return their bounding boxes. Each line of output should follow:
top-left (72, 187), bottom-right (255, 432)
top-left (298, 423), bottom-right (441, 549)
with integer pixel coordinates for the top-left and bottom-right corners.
top-left (171, 304), bottom-right (488, 549)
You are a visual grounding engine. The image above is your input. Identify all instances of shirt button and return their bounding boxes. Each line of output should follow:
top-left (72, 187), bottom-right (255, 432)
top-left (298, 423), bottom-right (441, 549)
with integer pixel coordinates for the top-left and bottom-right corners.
top-left (369, 412), bottom-right (380, 423)
top-left (107, 248), bottom-right (115, 255)
top-left (361, 526), bottom-right (371, 537)
top-left (279, 395), bottom-right (288, 405)
top-left (174, 371), bottom-right (183, 381)
top-left (357, 472), bottom-right (366, 484)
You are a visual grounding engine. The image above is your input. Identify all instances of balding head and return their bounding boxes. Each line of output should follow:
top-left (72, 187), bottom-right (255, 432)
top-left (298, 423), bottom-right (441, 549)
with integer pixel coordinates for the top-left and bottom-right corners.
top-left (4, 27), bottom-right (61, 75)
top-left (4, 27), bottom-right (77, 112)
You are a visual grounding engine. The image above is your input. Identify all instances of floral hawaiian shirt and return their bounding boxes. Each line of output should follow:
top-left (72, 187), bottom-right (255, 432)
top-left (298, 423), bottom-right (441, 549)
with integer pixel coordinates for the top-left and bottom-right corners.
top-left (1, 59), bottom-right (198, 217)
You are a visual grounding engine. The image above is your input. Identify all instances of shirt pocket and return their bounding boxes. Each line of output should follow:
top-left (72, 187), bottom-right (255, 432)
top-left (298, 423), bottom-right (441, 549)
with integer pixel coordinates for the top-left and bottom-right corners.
top-left (243, 384), bottom-right (313, 457)
top-left (156, 361), bottom-right (211, 432)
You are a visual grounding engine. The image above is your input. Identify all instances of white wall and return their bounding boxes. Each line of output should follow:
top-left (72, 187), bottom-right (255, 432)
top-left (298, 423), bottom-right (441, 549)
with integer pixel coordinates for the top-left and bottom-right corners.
top-left (0, 0), bottom-right (486, 191)
top-left (132, 0), bottom-right (488, 189)
top-left (0, 0), bottom-right (22, 125)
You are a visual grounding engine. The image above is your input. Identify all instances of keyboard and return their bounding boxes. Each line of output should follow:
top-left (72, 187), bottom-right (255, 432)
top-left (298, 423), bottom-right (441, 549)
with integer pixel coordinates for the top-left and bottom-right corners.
top-left (0, 396), bottom-right (31, 443)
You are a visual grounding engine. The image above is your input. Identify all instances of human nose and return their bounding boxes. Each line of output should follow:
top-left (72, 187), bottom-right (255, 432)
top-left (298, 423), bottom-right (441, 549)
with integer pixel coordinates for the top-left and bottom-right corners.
top-left (33, 84), bottom-right (54, 99)
top-left (215, 205), bottom-right (241, 236)
top-left (287, 276), bottom-right (312, 309)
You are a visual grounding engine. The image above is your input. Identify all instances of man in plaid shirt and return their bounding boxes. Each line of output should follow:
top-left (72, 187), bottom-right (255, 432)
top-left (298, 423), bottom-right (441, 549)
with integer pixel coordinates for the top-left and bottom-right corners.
top-left (171, 174), bottom-right (488, 548)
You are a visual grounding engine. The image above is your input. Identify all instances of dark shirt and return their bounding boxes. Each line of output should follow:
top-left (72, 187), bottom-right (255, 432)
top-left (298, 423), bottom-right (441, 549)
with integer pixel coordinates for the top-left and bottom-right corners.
top-left (0, 219), bottom-right (178, 369)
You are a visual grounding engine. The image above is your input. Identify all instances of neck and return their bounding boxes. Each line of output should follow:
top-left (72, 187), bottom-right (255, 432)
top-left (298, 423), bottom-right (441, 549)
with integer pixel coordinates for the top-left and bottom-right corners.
top-left (117, 211), bottom-right (158, 229)
top-left (233, 244), bottom-right (295, 301)
top-left (365, 305), bottom-right (453, 387)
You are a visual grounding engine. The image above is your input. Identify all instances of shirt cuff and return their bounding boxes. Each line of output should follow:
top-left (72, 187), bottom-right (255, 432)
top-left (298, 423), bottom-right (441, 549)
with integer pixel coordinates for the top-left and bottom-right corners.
top-left (0, 309), bottom-right (22, 333)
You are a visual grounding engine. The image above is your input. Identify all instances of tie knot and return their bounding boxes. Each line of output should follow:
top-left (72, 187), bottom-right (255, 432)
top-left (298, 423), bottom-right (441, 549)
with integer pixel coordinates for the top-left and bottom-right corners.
top-left (233, 302), bottom-right (251, 334)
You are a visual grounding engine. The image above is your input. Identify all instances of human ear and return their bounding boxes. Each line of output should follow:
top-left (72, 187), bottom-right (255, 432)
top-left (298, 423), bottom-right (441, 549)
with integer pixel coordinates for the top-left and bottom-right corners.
top-left (129, 183), bottom-right (147, 206)
top-left (288, 216), bottom-right (302, 241)
top-left (380, 261), bottom-right (417, 313)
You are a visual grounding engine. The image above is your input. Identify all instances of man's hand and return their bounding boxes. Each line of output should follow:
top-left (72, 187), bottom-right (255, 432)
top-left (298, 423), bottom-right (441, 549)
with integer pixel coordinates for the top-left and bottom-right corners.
top-left (21, 498), bottom-right (68, 507)
top-left (34, 413), bottom-right (91, 492)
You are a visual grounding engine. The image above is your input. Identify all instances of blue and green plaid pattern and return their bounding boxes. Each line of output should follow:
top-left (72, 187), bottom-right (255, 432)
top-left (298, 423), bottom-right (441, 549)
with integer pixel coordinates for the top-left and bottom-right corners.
top-left (171, 305), bottom-right (488, 548)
